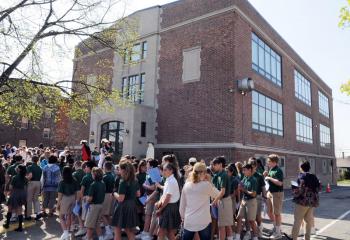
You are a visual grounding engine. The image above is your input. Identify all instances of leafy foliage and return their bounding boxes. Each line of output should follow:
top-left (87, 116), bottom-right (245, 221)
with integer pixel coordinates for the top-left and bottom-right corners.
top-left (0, 0), bottom-right (138, 125)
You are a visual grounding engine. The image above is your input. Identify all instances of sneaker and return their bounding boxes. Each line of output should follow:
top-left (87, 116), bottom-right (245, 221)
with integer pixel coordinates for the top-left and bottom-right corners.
top-left (234, 234), bottom-right (241, 240)
top-left (99, 236), bottom-right (105, 240)
top-left (243, 231), bottom-right (251, 240)
top-left (35, 214), bottom-right (43, 221)
top-left (269, 232), bottom-right (282, 239)
top-left (143, 234), bottom-right (153, 240)
top-left (75, 228), bottom-right (87, 237)
top-left (60, 231), bottom-right (69, 240)
top-left (136, 231), bottom-right (146, 239)
top-left (10, 216), bottom-right (18, 222)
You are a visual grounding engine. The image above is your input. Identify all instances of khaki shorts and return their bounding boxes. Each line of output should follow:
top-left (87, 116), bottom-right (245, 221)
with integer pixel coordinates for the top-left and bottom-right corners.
top-left (238, 198), bottom-right (257, 221)
top-left (60, 195), bottom-right (75, 215)
top-left (85, 204), bottom-right (103, 229)
top-left (101, 193), bottom-right (113, 216)
top-left (218, 196), bottom-right (234, 227)
top-left (267, 191), bottom-right (284, 215)
top-left (145, 198), bottom-right (156, 216)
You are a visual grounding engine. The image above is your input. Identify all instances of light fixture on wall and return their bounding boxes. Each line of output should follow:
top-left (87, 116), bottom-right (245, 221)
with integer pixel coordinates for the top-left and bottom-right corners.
top-left (90, 131), bottom-right (95, 136)
top-left (237, 77), bottom-right (254, 95)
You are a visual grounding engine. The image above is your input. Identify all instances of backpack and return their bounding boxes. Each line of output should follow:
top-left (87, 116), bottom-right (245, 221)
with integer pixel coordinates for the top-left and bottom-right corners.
top-left (43, 165), bottom-right (61, 188)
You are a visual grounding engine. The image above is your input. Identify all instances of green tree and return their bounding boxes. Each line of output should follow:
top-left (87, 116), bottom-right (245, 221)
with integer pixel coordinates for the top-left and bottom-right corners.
top-left (0, 0), bottom-right (138, 125)
top-left (340, 0), bottom-right (350, 95)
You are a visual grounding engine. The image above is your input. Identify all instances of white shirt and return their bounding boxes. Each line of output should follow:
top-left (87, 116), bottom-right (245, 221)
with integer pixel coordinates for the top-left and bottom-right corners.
top-left (179, 181), bottom-right (219, 232)
top-left (163, 174), bottom-right (180, 203)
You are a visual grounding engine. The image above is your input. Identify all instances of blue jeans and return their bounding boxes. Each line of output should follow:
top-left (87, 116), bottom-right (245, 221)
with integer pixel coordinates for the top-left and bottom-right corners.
top-left (182, 224), bottom-right (211, 240)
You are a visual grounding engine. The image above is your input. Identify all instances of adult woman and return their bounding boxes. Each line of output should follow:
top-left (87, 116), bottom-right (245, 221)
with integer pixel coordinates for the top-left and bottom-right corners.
top-left (80, 140), bottom-right (91, 162)
top-left (156, 162), bottom-right (181, 240)
top-left (112, 160), bottom-right (140, 240)
top-left (3, 164), bottom-right (27, 231)
top-left (287, 161), bottom-right (320, 240)
top-left (179, 162), bottom-right (220, 240)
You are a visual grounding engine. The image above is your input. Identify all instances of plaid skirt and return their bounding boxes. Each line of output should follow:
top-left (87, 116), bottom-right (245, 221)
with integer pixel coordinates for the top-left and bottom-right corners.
top-left (159, 202), bottom-right (181, 230)
top-left (8, 188), bottom-right (27, 209)
top-left (111, 199), bottom-right (139, 229)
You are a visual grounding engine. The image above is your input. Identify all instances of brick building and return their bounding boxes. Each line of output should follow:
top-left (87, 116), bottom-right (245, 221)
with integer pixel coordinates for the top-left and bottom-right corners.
top-left (156, 0), bottom-right (335, 185)
top-left (78, 0), bottom-right (335, 185)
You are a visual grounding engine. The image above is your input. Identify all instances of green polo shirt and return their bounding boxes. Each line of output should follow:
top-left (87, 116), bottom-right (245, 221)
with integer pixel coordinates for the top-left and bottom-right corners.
top-left (212, 170), bottom-right (231, 198)
top-left (73, 169), bottom-right (85, 185)
top-left (268, 166), bottom-right (284, 192)
top-left (27, 164), bottom-right (42, 181)
top-left (118, 179), bottom-right (139, 200)
top-left (242, 175), bottom-right (257, 200)
top-left (11, 174), bottom-right (26, 189)
top-left (81, 173), bottom-right (93, 196)
top-left (6, 163), bottom-right (19, 176)
top-left (103, 172), bottom-right (115, 193)
top-left (88, 180), bottom-right (106, 204)
top-left (58, 180), bottom-right (79, 196)
top-left (254, 172), bottom-right (265, 195)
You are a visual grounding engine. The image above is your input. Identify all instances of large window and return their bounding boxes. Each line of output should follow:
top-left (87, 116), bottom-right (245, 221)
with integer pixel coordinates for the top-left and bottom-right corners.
top-left (252, 91), bottom-right (283, 136)
top-left (101, 121), bottom-right (124, 158)
top-left (252, 33), bottom-right (282, 86)
top-left (121, 73), bottom-right (145, 103)
top-left (318, 91), bottom-right (329, 118)
top-left (296, 112), bottom-right (313, 143)
top-left (295, 70), bottom-right (311, 106)
top-left (320, 124), bottom-right (331, 148)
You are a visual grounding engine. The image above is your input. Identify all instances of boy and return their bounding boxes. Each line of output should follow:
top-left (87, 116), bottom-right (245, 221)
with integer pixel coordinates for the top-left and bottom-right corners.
top-left (211, 156), bottom-right (233, 240)
top-left (263, 154), bottom-right (284, 239)
top-left (235, 163), bottom-right (258, 240)
top-left (101, 161), bottom-right (115, 240)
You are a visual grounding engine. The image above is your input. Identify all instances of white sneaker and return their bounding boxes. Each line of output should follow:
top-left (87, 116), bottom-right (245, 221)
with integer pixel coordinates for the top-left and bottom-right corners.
top-left (104, 232), bottom-right (114, 240)
top-left (136, 231), bottom-right (146, 239)
top-left (243, 231), bottom-right (251, 240)
top-left (234, 234), bottom-right (241, 240)
top-left (142, 234), bottom-right (153, 240)
top-left (269, 232), bottom-right (282, 239)
top-left (99, 236), bottom-right (105, 240)
top-left (75, 228), bottom-right (87, 237)
top-left (60, 231), bottom-right (69, 240)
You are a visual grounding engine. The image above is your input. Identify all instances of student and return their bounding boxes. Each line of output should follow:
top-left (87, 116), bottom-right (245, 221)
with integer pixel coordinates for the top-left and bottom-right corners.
top-left (112, 160), bottom-right (140, 240)
top-left (235, 163), bottom-right (259, 240)
top-left (101, 161), bottom-right (115, 240)
top-left (73, 161), bottom-right (85, 184)
top-left (180, 162), bottom-right (220, 240)
top-left (263, 154), bottom-right (284, 239)
top-left (26, 155), bottom-right (43, 220)
top-left (287, 161), bottom-right (320, 240)
top-left (156, 162), bottom-right (181, 240)
top-left (235, 162), bottom-right (244, 181)
top-left (42, 155), bottom-right (61, 216)
top-left (85, 167), bottom-right (106, 240)
top-left (249, 158), bottom-right (267, 237)
top-left (3, 164), bottom-right (27, 231)
top-left (75, 161), bottom-right (95, 237)
top-left (211, 156), bottom-right (233, 240)
top-left (226, 163), bottom-right (241, 213)
top-left (57, 166), bottom-right (80, 240)
top-left (137, 158), bottom-right (158, 240)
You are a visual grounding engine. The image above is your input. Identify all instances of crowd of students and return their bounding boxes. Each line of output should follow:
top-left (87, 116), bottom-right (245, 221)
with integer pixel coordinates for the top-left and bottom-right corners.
top-left (0, 143), bottom-right (321, 240)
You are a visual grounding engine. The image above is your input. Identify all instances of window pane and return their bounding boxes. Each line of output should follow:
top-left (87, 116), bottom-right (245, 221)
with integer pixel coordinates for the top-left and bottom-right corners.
top-left (252, 41), bottom-right (258, 66)
top-left (296, 112), bottom-right (313, 143)
top-left (252, 104), bottom-right (259, 123)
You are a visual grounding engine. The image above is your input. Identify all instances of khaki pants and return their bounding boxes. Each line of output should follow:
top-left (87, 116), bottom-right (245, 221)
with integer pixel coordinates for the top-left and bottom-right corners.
top-left (291, 204), bottom-right (314, 240)
top-left (26, 181), bottom-right (41, 215)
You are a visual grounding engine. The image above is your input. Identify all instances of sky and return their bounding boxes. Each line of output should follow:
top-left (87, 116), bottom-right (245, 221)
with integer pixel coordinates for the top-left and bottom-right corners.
top-left (54, 0), bottom-right (350, 157)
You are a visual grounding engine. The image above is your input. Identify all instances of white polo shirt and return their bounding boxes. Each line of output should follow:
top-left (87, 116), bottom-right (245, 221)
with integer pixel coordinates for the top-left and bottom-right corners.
top-left (163, 174), bottom-right (180, 203)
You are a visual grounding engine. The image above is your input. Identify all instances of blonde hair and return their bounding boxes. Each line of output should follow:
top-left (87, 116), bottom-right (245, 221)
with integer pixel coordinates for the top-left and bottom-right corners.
top-left (188, 162), bottom-right (207, 183)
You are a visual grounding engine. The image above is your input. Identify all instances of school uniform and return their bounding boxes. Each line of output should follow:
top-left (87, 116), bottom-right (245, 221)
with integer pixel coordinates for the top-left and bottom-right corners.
top-left (73, 169), bottom-right (85, 185)
top-left (101, 172), bottom-right (115, 216)
top-left (80, 172), bottom-right (94, 220)
top-left (212, 170), bottom-right (234, 227)
top-left (58, 180), bottom-right (79, 215)
top-left (26, 163), bottom-right (42, 216)
top-left (159, 174), bottom-right (181, 230)
top-left (253, 171), bottom-right (266, 216)
top-left (266, 166), bottom-right (284, 215)
top-left (238, 176), bottom-right (258, 221)
top-left (8, 174), bottom-right (27, 209)
top-left (84, 180), bottom-right (106, 229)
top-left (111, 179), bottom-right (139, 229)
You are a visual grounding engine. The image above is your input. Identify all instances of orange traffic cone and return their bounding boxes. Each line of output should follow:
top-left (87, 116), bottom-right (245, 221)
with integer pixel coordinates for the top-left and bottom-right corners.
top-left (326, 183), bottom-right (331, 193)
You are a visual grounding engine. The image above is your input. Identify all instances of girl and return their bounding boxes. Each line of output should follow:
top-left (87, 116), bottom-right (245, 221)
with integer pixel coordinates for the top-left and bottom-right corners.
top-left (156, 163), bottom-right (181, 240)
top-left (112, 160), bottom-right (140, 240)
top-left (57, 166), bottom-right (80, 240)
top-left (3, 164), bottom-right (27, 231)
top-left (85, 167), bottom-right (106, 240)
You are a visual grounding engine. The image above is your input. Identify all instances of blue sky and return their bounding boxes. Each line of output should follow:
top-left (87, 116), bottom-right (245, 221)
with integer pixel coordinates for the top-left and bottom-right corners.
top-left (125, 0), bottom-right (350, 157)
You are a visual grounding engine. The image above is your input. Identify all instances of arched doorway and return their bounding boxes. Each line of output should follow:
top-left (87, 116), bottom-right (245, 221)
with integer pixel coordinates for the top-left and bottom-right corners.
top-left (100, 121), bottom-right (124, 158)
